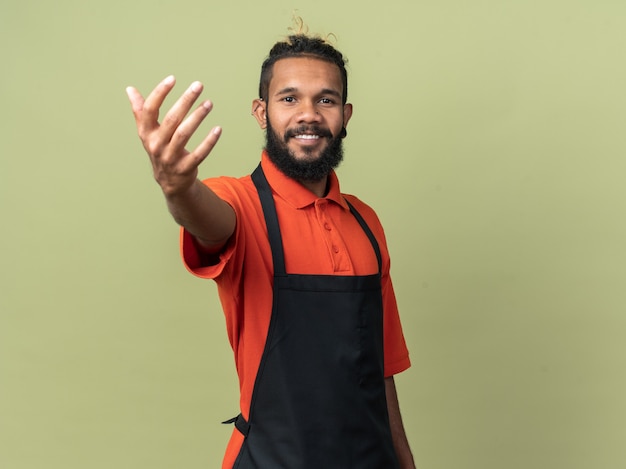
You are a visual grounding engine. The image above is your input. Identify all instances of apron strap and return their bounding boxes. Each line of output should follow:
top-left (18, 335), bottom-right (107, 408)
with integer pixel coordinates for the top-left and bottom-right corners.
top-left (345, 198), bottom-right (383, 273)
top-left (221, 413), bottom-right (250, 437)
top-left (251, 164), bottom-right (287, 276)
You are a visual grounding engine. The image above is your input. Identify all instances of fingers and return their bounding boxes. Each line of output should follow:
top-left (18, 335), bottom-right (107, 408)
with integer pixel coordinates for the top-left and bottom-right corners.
top-left (125, 86), bottom-right (145, 117)
top-left (126, 76), bottom-right (221, 176)
top-left (127, 76), bottom-right (211, 147)
top-left (158, 80), bottom-right (205, 142)
top-left (186, 125), bottom-right (223, 169)
top-left (138, 75), bottom-right (177, 135)
top-left (169, 99), bottom-right (214, 151)
top-left (162, 125), bottom-right (222, 180)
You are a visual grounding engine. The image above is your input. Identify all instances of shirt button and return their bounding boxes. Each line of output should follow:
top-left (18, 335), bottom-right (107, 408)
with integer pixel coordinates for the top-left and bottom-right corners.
top-left (332, 246), bottom-right (340, 253)
top-left (324, 223), bottom-right (332, 231)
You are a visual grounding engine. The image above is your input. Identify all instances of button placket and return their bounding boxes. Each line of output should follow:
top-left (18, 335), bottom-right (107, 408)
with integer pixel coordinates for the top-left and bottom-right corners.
top-left (315, 200), bottom-right (350, 272)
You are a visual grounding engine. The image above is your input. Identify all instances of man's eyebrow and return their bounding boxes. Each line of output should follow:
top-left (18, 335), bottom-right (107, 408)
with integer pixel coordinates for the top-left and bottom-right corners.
top-left (274, 87), bottom-right (342, 98)
top-left (275, 86), bottom-right (298, 96)
top-left (319, 88), bottom-right (342, 99)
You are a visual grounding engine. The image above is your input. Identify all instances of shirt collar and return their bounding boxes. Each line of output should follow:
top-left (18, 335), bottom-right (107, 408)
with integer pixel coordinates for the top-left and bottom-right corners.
top-left (260, 151), bottom-right (349, 210)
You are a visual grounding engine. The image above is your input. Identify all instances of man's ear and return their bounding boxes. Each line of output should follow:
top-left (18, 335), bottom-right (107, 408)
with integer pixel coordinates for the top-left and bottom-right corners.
top-left (252, 98), bottom-right (267, 129)
top-left (343, 103), bottom-right (353, 129)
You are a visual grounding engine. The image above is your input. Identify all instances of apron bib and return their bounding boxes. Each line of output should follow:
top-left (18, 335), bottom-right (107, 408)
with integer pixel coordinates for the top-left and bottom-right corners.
top-left (229, 165), bottom-right (398, 469)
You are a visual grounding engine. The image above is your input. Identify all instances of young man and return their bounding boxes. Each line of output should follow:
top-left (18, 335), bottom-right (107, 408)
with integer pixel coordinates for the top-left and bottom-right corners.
top-left (127, 33), bottom-right (415, 469)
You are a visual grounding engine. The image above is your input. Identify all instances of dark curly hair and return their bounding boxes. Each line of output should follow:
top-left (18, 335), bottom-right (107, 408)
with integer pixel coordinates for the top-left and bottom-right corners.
top-left (258, 34), bottom-right (348, 104)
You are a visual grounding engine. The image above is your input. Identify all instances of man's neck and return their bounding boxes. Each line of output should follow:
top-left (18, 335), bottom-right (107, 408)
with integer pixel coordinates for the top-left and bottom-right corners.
top-left (299, 176), bottom-right (329, 198)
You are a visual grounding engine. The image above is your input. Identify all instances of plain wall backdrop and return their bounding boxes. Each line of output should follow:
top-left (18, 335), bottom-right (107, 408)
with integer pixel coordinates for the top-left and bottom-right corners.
top-left (2, 0), bottom-right (625, 468)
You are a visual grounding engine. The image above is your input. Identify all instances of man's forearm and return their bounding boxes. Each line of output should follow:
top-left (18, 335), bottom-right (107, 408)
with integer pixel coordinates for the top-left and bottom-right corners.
top-left (385, 376), bottom-right (416, 469)
top-left (165, 179), bottom-right (236, 249)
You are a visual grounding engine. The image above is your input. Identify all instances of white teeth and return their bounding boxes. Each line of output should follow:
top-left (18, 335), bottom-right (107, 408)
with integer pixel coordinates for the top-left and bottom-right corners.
top-left (295, 134), bottom-right (320, 139)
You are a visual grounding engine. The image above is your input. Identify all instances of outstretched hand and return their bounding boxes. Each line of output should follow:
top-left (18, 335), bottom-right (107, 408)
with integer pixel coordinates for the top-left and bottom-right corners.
top-left (126, 76), bottom-right (222, 197)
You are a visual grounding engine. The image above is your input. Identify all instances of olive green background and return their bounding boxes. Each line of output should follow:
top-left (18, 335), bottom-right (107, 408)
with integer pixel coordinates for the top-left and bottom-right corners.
top-left (2, 0), bottom-right (625, 468)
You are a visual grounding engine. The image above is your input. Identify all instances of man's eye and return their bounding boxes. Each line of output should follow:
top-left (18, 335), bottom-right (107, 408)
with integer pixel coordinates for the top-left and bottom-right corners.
top-left (283, 97), bottom-right (295, 103)
top-left (320, 98), bottom-right (333, 104)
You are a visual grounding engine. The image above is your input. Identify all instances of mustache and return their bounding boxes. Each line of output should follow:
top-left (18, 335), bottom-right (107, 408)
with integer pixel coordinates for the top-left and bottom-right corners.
top-left (284, 125), bottom-right (334, 140)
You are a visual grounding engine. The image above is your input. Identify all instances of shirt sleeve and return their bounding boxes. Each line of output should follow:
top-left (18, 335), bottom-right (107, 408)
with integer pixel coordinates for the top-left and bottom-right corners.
top-left (382, 274), bottom-right (411, 377)
top-left (179, 177), bottom-right (241, 280)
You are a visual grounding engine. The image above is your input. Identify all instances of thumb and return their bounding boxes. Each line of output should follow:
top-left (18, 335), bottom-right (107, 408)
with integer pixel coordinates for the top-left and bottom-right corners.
top-left (125, 86), bottom-right (145, 116)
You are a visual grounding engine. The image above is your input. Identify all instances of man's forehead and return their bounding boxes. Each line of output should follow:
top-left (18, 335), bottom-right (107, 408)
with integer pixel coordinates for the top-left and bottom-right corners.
top-left (269, 57), bottom-right (343, 91)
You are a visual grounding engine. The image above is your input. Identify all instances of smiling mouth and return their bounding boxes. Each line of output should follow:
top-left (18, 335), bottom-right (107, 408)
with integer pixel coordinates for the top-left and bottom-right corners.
top-left (286, 126), bottom-right (333, 141)
top-left (294, 134), bottom-right (321, 140)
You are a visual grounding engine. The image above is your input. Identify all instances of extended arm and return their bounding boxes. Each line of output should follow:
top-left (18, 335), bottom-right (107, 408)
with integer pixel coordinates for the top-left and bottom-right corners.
top-left (385, 376), bottom-right (416, 469)
top-left (126, 76), bottom-right (235, 250)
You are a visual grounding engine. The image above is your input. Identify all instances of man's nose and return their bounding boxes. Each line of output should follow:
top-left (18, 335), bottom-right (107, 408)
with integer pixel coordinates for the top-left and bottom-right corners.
top-left (296, 100), bottom-right (322, 122)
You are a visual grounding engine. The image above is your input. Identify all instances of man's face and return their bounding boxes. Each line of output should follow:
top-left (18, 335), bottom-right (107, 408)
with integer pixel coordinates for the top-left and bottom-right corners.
top-left (253, 57), bottom-right (353, 181)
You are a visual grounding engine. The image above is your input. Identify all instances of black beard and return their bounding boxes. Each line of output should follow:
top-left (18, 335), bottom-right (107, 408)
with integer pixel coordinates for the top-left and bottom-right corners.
top-left (264, 119), bottom-right (344, 183)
